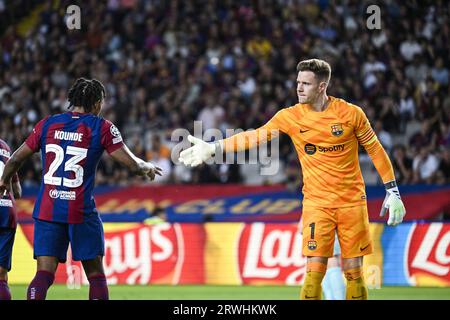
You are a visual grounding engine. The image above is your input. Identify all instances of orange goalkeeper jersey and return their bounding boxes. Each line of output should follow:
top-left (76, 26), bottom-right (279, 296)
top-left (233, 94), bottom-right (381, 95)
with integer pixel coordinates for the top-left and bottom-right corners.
top-left (223, 96), bottom-right (393, 208)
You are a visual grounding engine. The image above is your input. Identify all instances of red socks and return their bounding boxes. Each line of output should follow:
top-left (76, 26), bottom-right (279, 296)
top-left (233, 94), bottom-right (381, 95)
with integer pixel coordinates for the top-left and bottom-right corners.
top-left (88, 274), bottom-right (109, 300)
top-left (26, 271), bottom-right (108, 300)
top-left (27, 270), bottom-right (55, 300)
top-left (0, 280), bottom-right (11, 300)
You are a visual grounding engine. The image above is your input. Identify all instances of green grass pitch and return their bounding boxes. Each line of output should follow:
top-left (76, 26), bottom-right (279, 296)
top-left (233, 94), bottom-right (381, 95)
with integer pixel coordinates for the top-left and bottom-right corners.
top-left (9, 285), bottom-right (450, 300)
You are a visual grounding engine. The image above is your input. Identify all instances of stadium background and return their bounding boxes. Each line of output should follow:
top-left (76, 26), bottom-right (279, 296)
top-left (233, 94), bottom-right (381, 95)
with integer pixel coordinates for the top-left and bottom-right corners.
top-left (1, 0), bottom-right (449, 299)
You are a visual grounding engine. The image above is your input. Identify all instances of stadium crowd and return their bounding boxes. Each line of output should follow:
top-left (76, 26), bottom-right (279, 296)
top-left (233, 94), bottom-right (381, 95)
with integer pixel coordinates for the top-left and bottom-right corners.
top-left (0, 0), bottom-right (449, 187)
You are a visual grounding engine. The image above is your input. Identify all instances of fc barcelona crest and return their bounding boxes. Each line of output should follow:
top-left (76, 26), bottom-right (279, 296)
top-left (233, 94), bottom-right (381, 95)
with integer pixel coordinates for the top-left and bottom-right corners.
top-left (331, 123), bottom-right (344, 136)
top-left (308, 240), bottom-right (317, 250)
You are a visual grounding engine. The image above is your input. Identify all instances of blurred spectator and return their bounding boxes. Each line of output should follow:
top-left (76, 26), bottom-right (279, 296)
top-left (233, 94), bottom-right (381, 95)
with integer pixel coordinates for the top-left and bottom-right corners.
top-left (435, 147), bottom-right (450, 185)
top-left (362, 53), bottom-right (387, 88)
top-left (197, 102), bottom-right (225, 133)
top-left (146, 134), bottom-right (171, 161)
top-left (374, 120), bottom-right (393, 152)
top-left (412, 147), bottom-right (440, 184)
top-left (378, 98), bottom-right (399, 134)
top-left (431, 57), bottom-right (449, 86)
top-left (392, 145), bottom-right (413, 185)
top-left (409, 121), bottom-right (432, 152)
top-left (400, 34), bottom-right (422, 61)
top-left (431, 121), bottom-right (450, 151)
top-left (405, 56), bottom-right (429, 86)
top-left (246, 35), bottom-right (273, 60)
top-left (398, 88), bottom-right (415, 133)
top-left (146, 134), bottom-right (172, 184)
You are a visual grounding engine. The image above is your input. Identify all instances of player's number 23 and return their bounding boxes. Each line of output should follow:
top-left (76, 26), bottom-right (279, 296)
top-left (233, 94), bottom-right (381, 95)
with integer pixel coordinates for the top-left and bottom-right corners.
top-left (43, 144), bottom-right (88, 188)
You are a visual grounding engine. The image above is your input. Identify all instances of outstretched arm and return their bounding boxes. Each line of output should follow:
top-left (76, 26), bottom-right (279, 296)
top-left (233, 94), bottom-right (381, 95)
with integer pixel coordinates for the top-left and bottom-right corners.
top-left (179, 126), bottom-right (280, 167)
top-left (179, 108), bottom-right (291, 167)
top-left (220, 125), bottom-right (280, 153)
top-left (109, 144), bottom-right (163, 180)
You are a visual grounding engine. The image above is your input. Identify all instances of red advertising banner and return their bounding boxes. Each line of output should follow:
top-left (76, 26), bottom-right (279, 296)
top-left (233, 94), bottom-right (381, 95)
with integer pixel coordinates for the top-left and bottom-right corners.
top-left (20, 223), bottom-right (205, 285)
top-left (237, 223), bottom-right (305, 285)
top-left (406, 223), bottom-right (450, 286)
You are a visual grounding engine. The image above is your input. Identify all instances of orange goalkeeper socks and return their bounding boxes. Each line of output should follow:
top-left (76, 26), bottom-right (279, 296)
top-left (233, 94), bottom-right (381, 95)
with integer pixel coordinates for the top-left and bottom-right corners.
top-left (300, 271), bottom-right (326, 300)
top-left (300, 261), bottom-right (327, 300)
top-left (344, 267), bottom-right (368, 300)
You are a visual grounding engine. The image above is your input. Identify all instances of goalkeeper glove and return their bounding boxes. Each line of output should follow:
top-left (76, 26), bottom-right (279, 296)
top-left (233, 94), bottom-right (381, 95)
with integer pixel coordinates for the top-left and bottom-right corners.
top-left (379, 180), bottom-right (406, 226)
top-left (178, 135), bottom-right (221, 167)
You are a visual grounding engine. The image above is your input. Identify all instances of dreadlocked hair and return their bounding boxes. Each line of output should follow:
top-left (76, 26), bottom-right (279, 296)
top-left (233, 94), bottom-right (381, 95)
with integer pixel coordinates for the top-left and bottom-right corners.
top-left (67, 78), bottom-right (106, 112)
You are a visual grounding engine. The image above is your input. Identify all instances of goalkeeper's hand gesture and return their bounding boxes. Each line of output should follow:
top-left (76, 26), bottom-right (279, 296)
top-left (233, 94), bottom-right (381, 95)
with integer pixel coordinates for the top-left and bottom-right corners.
top-left (178, 135), bottom-right (217, 167)
top-left (380, 180), bottom-right (406, 226)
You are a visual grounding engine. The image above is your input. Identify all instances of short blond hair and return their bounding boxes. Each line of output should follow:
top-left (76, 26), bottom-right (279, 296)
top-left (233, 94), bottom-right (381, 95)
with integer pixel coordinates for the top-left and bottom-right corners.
top-left (296, 59), bottom-right (331, 83)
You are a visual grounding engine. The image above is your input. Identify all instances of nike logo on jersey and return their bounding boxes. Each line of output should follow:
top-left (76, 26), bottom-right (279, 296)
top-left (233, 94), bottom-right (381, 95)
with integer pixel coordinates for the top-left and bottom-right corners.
top-left (300, 129), bottom-right (310, 133)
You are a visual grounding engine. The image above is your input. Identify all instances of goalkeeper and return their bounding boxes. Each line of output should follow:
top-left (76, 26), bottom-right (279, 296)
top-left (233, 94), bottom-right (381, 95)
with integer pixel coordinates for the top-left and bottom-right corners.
top-left (179, 58), bottom-right (406, 300)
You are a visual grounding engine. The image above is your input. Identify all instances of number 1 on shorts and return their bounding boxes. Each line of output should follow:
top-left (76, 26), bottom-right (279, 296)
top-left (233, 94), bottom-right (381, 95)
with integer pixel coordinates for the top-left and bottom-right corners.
top-left (309, 222), bottom-right (315, 239)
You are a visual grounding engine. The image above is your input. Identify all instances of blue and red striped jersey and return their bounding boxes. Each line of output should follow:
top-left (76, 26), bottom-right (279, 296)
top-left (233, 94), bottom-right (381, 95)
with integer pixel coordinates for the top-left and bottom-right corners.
top-left (0, 139), bottom-right (19, 229)
top-left (25, 112), bottom-right (124, 223)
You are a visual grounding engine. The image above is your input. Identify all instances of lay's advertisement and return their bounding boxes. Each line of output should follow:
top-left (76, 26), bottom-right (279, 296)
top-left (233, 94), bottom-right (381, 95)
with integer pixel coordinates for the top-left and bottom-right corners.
top-left (9, 221), bottom-right (449, 287)
top-left (382, 222), bottom-right (450, 287)
top-left (11, 222), bottom-right (205, 286)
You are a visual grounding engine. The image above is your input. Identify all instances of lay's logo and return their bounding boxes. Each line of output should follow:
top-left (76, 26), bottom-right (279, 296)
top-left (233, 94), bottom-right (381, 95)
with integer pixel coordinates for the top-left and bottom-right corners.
top-left (237, 223), bottom-right (306, 285)
top-left (406, 223), bottom-right (450, 286)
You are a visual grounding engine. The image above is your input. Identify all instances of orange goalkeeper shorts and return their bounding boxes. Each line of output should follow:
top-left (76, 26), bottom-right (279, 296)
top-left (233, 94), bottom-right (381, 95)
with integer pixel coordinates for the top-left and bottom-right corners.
top-left (301, 204), bottom-right (373, 259)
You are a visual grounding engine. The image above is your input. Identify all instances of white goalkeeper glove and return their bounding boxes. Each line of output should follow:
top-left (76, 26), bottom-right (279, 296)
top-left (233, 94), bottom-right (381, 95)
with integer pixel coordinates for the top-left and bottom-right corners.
top-left (178, 135), bottom-right (221, 167)
top-left (380, 180), bottom-right (406, 226)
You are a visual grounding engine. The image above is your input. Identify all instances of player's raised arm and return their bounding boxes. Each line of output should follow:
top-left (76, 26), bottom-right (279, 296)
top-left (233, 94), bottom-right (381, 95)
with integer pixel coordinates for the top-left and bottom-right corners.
top-left (179, 108), bottom-right (291, 167)
top-left (354, 107), bottom-right (406, 226)
top-left (108, 144), bottom-right (163, 180)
